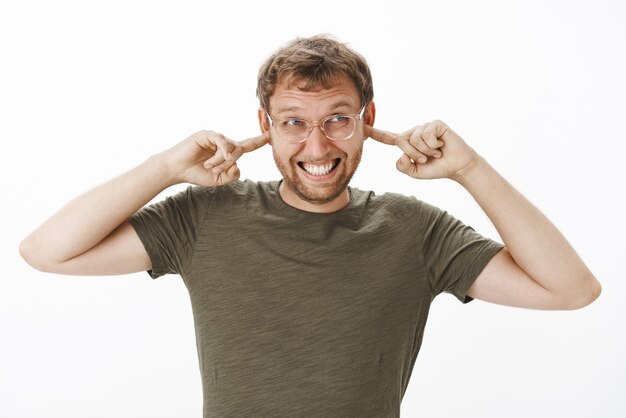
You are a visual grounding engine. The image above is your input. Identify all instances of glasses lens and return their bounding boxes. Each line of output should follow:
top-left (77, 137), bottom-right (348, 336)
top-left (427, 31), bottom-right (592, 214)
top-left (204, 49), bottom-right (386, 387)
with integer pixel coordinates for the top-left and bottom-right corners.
top-left (277, 119), bottom-right (310, 143)
top-left (275, 115), bottom-right (357, 143)
top-left (323, 115), bottom-right (355, 141)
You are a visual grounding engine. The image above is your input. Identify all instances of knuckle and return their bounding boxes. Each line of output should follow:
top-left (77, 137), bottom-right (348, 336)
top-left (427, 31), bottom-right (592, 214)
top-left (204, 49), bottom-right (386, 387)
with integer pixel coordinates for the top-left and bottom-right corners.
top-left (192, 130), bottom-right (210, 140)
top-left (411, 150), bottom-right (425, 160)
top-left (233, 148), bottom-right (244, 159)
top-left (413, 140), bottom-right (427, 150)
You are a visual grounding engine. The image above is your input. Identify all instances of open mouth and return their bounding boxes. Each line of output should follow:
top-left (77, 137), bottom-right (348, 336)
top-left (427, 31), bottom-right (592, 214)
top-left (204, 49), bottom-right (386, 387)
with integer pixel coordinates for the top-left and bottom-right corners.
top-left (297, 158), bottom-right (341, 177)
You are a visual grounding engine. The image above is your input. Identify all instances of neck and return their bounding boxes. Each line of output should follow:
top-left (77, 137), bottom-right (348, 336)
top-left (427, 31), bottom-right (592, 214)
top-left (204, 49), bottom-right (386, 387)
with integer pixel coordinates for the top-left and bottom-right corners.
top-left (278, 182), bottom-right (350, 213)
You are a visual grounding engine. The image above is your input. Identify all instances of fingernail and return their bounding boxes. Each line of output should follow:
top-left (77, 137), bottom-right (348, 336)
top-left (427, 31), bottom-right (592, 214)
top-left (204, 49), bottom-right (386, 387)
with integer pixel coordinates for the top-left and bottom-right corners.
top-left (434, 153), bottom-right (442, 158)
top-left (204, 163), bottom-right (213, 169)
top-left (212, 167), bottom-right (222, 175)
top-left (418, 157), bottom-right (427, 163)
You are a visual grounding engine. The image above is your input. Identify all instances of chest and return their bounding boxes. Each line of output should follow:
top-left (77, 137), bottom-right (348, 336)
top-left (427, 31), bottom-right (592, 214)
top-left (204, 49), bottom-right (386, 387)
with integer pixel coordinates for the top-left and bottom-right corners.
top-left (187, 215), bottom-right (431, 347)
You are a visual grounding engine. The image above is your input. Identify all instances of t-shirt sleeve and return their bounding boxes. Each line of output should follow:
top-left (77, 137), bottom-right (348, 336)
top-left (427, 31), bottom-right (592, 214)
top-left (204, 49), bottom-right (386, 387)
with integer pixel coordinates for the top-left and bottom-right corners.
top-left (128, 185), bottom-right (210, 279)
top-left (419, 200), bottom-right (504, 303)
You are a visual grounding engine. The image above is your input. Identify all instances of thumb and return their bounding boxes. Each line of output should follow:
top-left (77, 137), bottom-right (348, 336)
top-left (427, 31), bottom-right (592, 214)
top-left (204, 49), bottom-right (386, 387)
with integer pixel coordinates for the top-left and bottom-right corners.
top-left (396, 153), bottom-right (417, 177)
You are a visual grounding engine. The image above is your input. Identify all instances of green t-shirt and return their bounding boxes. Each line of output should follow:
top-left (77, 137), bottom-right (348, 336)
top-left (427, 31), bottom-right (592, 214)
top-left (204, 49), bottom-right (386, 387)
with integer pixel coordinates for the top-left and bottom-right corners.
top-left (129, 180), bottom-right (503, 417)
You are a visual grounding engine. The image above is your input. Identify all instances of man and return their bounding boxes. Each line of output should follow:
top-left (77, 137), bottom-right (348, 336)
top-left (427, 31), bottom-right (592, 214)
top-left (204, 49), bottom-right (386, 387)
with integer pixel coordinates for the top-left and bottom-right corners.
top-left (20, 35), bottom-right (600, 417)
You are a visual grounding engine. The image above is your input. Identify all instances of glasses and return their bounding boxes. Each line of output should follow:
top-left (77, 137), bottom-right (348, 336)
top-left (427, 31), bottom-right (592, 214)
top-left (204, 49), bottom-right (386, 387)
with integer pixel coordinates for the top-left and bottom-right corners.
top-left (267, 107), bottom-right (365, 144)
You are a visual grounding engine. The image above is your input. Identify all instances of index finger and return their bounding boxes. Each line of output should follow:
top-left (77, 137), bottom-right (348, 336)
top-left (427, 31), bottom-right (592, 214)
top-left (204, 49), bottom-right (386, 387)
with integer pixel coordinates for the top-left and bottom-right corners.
top-left (239, 132), bottom-right (270, 153)
top-left (365, 125), bottom-right (397, 145)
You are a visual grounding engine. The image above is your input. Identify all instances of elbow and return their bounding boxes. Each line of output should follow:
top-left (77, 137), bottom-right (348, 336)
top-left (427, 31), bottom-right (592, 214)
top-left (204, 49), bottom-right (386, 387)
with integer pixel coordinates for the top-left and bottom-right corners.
top-left (19, 235), bottom-right (54, 273)
top-left (19, 236), bottom-right (41, 271)
top-left (562, 274), bottom-right (602, 310)
top-left (581, 275), bottom-right (602, 308)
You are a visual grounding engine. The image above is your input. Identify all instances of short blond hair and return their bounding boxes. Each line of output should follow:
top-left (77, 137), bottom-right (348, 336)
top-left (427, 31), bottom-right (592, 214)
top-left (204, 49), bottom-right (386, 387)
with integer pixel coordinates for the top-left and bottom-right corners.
top-left (256, 35), bottom-right (374, 112)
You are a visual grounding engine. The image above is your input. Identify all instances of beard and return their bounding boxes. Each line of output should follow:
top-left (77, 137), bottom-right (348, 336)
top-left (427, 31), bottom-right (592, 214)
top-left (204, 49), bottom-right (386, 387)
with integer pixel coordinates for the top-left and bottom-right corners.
top-left (272, 145), bottom-right (363, 205)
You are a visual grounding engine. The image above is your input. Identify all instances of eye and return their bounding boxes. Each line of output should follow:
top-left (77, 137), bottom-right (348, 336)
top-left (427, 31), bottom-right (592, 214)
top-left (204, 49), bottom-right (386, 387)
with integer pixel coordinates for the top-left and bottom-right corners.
top-left (328, 115), bottom-right (350, 123)
top-left (281, 118), bottom-right (306, 127)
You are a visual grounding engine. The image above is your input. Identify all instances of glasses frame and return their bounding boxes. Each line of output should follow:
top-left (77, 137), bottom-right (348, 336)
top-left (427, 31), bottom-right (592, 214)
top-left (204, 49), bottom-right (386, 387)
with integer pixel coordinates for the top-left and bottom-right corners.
top-left (266, 106), bottom-right (366, 144)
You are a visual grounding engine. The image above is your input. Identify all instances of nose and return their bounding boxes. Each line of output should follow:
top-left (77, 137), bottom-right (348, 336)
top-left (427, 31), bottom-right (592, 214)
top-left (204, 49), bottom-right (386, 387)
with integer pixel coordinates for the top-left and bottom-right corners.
top-left (303, 123), bottom-right (332, 158)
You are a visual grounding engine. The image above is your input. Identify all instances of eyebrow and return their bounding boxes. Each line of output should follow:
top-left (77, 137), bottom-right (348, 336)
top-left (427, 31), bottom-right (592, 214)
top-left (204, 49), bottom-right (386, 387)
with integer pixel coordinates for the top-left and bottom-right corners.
top-left (276, 100), bottom-right (356, 116)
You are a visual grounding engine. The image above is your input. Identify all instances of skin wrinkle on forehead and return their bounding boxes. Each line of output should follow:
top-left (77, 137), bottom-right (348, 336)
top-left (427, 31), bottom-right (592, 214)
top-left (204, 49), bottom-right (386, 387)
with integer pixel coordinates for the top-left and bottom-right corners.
top-left (270, 85), bottom-right (360, 120)
top-left (284, 72), bottom-right (343, 92)
top-left (268, 74), bottom-right (362, 114)
top-left (275, 100), bottom-right (356, 117)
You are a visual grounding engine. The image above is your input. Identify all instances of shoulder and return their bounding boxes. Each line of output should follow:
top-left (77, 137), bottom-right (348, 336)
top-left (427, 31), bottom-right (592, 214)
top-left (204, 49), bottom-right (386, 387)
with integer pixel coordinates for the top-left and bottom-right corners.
top-left (208, 179), bottom-right (275, 198)
top-left (351, 187), bottom-right (433, 218)
top-left (198, 179), bottom-right (278, 208)
top-left (347, 188), bottom-right (446, 237)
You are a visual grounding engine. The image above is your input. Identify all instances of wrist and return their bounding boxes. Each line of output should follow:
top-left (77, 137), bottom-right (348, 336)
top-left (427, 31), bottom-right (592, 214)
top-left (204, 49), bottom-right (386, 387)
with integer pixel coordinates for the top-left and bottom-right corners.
top-left (450, 155), bottom-right (490, 188)
top-left (147, 152), bottom-right (182, 188)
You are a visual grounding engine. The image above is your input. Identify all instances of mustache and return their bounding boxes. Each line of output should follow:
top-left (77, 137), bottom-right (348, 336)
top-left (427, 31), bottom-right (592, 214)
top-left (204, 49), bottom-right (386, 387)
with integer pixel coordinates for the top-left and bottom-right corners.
top-left (292, 153), bottom-right (345, 164)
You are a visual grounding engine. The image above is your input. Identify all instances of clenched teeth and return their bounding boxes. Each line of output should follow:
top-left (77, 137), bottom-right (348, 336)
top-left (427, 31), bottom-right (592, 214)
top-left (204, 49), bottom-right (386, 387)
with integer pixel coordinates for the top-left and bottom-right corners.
top-left (301, 159), bottom-right (339, 176)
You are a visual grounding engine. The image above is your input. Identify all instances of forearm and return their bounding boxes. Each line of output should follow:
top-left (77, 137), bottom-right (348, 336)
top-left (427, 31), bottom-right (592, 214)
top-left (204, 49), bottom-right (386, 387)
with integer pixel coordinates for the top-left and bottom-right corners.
top-left (453, 156), bottom-right (598, 298)
top-left (20, 153), bottom-right (176, 268)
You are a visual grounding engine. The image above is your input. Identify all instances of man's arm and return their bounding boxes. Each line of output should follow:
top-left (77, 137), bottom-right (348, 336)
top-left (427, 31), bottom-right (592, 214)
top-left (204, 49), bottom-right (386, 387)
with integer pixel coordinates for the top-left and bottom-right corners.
top-left (366, 121), bottom-right (600, 310)
top-left (19, 130), bottom-right (269, 276)
top-left (457, 156), bottom-right (600, 310)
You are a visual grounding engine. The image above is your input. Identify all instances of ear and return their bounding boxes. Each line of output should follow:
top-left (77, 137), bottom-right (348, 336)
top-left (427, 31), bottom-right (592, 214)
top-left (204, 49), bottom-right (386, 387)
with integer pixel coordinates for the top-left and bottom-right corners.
top-left (258, 107), bottom-right (270, 132)
top-left (363, 101), bottom-right (376, 140)
top-left (257, 107), bottom-right (273, 145)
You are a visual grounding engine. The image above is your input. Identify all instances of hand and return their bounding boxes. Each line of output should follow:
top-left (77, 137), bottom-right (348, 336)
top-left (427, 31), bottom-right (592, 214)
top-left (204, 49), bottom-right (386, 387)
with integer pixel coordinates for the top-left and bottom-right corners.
top-left (365, 120), bottom-right (480, 181)
top-left (163, 130), bottom-right (270, 187)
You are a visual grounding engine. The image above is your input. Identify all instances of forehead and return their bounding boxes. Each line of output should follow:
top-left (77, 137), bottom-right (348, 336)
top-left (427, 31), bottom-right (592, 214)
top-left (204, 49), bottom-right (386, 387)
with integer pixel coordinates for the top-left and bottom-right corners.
top-left (269, 75), bottom-right (360, 115)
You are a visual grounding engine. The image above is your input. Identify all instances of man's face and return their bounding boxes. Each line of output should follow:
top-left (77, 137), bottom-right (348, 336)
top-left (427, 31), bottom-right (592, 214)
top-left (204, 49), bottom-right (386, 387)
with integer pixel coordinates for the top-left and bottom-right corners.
top-left (261, 75), bottom-right (373, 212)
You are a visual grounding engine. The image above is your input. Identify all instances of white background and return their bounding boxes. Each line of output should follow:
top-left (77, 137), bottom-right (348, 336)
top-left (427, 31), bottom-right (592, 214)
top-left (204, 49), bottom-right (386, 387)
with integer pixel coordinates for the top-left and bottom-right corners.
top-left (1, 0), bottom-right (624, 417)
